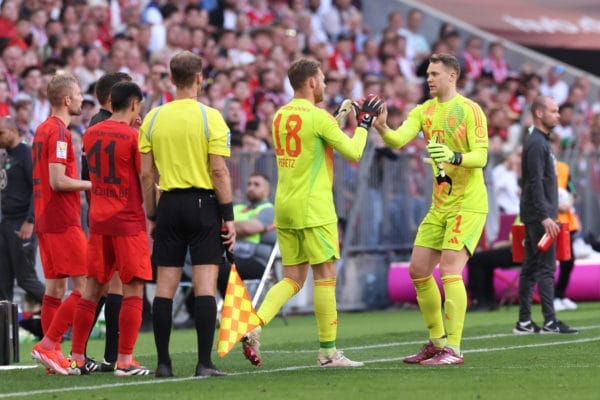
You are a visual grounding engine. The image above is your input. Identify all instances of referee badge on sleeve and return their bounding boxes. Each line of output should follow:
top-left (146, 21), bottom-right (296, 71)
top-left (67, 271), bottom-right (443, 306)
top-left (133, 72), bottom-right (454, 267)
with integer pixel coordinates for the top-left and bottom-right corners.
top-left (56, 141), bottom-right (67, 159)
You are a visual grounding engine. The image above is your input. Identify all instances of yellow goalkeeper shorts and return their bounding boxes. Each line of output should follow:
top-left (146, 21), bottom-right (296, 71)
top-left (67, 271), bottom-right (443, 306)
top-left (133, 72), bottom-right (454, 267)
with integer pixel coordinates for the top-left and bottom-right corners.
top-left (414, 208), bottom-right (486, 255)
top-left (276, 222), bottom-right (340, 266)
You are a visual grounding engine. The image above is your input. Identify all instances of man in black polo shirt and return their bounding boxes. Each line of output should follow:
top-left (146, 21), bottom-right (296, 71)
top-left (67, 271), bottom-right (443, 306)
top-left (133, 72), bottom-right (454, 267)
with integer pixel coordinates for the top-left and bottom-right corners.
top-left (0, 116), bottom-right (45, 304)
top-left (515, 96), bottom-right (577, 335)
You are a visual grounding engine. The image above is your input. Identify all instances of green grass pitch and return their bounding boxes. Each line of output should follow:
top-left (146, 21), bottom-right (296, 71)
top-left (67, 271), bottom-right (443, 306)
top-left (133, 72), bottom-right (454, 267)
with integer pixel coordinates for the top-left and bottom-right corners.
top-left (1, 302), bottom-right (599, 400)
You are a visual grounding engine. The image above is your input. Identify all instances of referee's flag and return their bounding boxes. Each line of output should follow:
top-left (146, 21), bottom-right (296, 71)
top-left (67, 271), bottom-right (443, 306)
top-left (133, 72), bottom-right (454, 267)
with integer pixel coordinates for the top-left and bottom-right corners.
top-left (217, 264), bottom-right (261, 357)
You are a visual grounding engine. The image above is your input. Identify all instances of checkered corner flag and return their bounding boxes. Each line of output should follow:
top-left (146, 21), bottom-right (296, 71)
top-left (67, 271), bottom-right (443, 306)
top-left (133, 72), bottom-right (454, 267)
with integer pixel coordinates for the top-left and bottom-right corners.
top-left (217, 250), bottom-right (261, 357)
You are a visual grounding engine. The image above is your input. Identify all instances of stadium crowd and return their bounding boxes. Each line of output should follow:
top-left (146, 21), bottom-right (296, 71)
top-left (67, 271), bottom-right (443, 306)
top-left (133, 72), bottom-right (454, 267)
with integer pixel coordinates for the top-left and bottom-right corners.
top-left (3, 0), bottom-right (600, 346)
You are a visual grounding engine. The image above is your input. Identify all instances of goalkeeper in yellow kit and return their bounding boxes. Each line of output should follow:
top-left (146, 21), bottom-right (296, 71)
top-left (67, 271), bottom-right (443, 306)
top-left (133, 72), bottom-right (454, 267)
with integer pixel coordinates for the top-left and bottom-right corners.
top-left (374, 53), bottom-right (488, 365)
top-left (241, 57), bottom-right (382, 368)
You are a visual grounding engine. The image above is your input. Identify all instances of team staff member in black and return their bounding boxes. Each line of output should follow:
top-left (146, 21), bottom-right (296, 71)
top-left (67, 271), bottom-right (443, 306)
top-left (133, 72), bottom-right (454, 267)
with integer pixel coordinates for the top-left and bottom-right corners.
top-left (515, 95), bottom-right (577, 335)
top-left (0, 116), bottom-right (45, 304)
top-left (139, 51), bottom-right (236, 378)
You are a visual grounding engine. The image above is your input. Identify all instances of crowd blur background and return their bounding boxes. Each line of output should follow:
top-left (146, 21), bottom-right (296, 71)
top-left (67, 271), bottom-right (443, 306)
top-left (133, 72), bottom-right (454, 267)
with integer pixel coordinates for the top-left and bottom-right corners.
top-left (2, 0), bottom-right (600, 309)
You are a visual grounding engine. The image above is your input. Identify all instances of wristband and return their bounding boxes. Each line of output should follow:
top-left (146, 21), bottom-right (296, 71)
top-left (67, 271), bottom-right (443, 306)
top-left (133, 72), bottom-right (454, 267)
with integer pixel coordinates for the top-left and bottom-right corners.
top-left (219, 202), bottom-right (234, 221)
top-left (146, 215), bottom-right (157, 222)
top-left (451, 152), bottom-right (463, 166)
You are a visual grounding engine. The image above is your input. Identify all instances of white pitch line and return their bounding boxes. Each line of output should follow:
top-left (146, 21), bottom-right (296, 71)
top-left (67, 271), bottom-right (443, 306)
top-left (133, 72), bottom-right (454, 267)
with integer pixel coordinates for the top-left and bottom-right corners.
top-left (262, 324), bottom-right (600, 354)
top-left (2, 333), bottom-right (599, 399)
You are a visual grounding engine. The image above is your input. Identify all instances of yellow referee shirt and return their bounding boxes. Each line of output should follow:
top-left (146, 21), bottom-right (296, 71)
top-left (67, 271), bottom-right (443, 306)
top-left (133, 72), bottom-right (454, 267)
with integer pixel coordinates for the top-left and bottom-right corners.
top-left (139, 99), bottom-right (231, 190)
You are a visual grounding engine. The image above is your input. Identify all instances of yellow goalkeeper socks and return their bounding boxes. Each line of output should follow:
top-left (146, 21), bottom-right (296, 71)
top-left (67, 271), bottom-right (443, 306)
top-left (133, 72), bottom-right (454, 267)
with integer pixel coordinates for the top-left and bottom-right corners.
top-left (442, 274), bottom-right (467, 354)
top-left (314, 277), bottom-right (338, 349)
top-left (413, 275), bottom-right (446, 342)
top-left (257, 277), bottom-right (301, 326)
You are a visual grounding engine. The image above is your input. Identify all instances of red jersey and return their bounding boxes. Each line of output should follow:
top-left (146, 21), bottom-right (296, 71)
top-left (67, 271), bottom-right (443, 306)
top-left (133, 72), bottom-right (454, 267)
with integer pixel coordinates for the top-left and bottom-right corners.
top-left (32, 116), bottom-right (81, 233)
top-left (83, 120), bottom-right (145, 236)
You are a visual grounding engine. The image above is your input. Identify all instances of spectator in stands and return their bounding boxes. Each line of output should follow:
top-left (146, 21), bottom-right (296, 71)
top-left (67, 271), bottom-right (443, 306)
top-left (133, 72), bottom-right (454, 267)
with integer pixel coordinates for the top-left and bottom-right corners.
top-left (382, 10), bottom-right (410, 46)
top-left (328, 31), bottom-right (354, 75)
top-left (63, 24), bottom-right (82, 48)
top-left (487, 105), bottom-right (512, 153)
top-left (553, 102), bottom-right (575, 147)
top-left (1, 45), bottom-right (23, 98)
top-left (441, 30), bottom-right (462, 56)
top-left (61, 46), bottom-right (85, 75)
top-left (323, 70), bottom-right (345, 108)
top-left (223, 97), bottom-right (246, 137)
top-left (571, 77), bottom-right (593, 120)
top-left (13, 96), bottom-right (35, 145)
top-left (0, 0), bottom-right (19, 42)
top-left (30, 8), bottom-right (49, 48)
top-left (362, 38), bottom-right (382, 76)
top-left (492, 149), bottom-right (521, 215)
top-left (75, 45), bottom-right (105, 94)
top-left (141, 61), bottom-right (173, 117)
top-left (323, 0), bottom-right (362, 40)
top-left (540, 65), bottom-right (569, 106)
top-left (461, 35), bottom-right (484, 82)
top-left (18, 66), bottom-right (47, 130)
top-left (404, 8), bottom-right (430, 63)
top-left (483, 41), bottom-right (509, 85)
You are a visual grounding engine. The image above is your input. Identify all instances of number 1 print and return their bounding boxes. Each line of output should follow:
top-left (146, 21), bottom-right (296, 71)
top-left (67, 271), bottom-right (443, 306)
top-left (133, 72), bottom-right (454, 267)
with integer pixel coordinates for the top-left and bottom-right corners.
top-left (452, 214), bottom-right (462, 234)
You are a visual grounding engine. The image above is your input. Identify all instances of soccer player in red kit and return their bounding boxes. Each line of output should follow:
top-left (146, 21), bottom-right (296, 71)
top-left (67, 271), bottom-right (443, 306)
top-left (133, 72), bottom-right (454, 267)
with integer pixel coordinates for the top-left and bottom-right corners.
top-left (31, 73), bottom-right (92, 375)
top-left (67, 82), bottom-right (152, 376)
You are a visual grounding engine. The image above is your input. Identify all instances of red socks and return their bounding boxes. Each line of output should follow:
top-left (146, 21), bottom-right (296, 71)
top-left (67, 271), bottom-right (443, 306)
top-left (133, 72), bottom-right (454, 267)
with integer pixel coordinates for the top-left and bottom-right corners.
top-left (45, 290), bottom-right (82, 343)
top-left (41, 294), bottom-right (62, 335)
top-left (70, 298), bottom-right (98, 356)
top-left (118, 296), bottom-right (143, 355)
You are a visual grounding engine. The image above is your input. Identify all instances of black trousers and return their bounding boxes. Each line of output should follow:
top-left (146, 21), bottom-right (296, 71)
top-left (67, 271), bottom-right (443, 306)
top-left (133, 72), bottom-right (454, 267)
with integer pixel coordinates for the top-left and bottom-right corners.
top-left (0, 218), bottom-right (44, 303)
top-left (467, 245), bottom-right (519, 306)
top-left (519, 222), bottom-right (557, 324)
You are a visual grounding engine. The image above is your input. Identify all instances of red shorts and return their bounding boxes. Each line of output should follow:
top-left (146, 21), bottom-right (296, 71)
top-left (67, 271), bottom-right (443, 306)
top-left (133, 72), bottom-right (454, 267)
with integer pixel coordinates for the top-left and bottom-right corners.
top-left (87, 231), bottom-right (152, 284)
top-left (38, 226), bottom-right (87, 279)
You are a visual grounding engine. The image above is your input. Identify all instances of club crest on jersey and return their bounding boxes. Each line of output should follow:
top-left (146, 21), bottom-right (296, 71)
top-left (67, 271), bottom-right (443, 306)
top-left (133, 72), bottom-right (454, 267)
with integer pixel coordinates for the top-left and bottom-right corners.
top-left (56, 141), bottom-right (67, 159)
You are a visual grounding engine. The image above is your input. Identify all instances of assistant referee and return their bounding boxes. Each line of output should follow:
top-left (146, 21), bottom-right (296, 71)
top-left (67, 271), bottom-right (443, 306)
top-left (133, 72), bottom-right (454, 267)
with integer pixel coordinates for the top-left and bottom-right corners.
top-left (139, 50), bottom-right (236, 378)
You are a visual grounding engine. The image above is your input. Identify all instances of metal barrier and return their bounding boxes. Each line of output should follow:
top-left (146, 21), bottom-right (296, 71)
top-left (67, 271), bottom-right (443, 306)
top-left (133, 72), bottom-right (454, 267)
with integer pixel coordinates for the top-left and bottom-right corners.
top-left (227, 149), bottom-right (600, 261)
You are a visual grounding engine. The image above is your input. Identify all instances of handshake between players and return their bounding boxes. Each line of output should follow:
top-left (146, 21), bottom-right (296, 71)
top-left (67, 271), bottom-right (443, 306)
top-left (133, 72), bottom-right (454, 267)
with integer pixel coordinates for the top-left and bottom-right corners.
top-left (333, 93), bottom-right (384, 130)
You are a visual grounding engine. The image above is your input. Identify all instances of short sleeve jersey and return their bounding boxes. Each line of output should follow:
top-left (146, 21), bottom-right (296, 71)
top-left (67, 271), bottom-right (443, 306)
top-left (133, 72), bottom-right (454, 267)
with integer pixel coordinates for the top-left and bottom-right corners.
top-left (272, 98), bottom-right (367, 229)
top-left (83, 120), bottom-right (146, 236)
top-left (32, 116), bottom-right (81, 232)
top-left (386, 94), bottom-right (488, 213)
top-left (138, 99), bottom-right (230, 190)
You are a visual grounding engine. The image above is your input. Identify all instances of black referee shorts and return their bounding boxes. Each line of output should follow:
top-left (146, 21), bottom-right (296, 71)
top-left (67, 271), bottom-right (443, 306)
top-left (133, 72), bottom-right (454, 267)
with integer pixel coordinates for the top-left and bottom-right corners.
top-left (152, 188), bottom-right (223, 267)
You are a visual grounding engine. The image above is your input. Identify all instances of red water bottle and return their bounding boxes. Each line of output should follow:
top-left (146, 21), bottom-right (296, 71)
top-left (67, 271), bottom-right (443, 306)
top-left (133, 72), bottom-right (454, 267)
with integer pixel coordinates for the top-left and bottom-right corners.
top-left (511, 224), bottom-right (525, 263)
top-left (537, 232), bottom-right (555, 252)
top-left (556, 223), bottom-right (571, 261)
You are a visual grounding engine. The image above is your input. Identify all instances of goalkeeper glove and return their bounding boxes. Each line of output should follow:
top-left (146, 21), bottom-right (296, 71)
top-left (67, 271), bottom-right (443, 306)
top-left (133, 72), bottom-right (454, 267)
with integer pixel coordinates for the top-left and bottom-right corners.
top-left (354, 94), bottom-right (383, 129)
top-left (333, 98), bottom-right (354, 126)
top-left (426, 142), bottom-right (463, 165)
